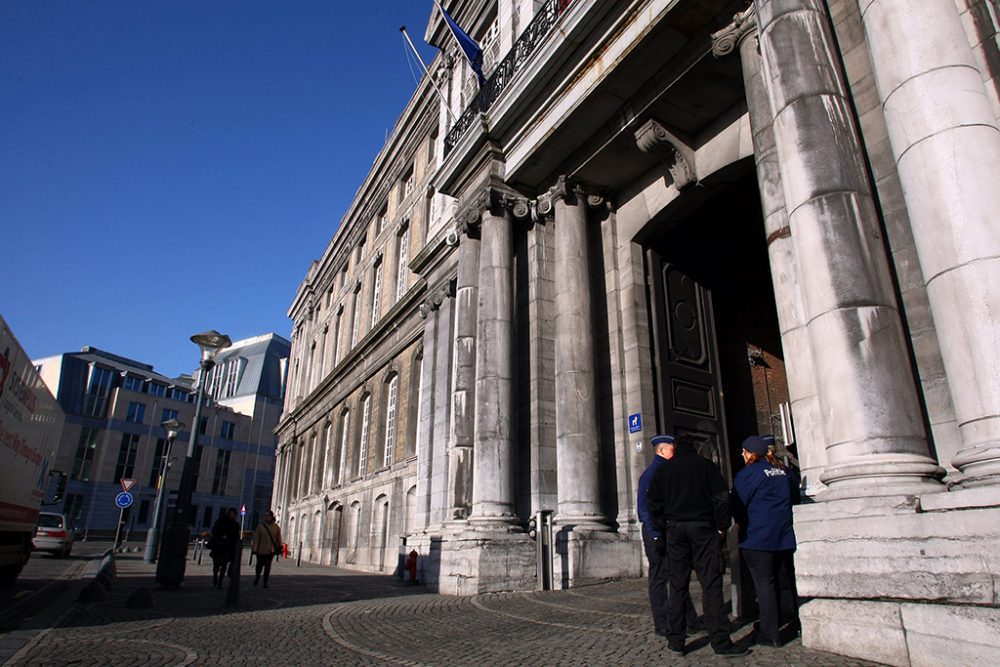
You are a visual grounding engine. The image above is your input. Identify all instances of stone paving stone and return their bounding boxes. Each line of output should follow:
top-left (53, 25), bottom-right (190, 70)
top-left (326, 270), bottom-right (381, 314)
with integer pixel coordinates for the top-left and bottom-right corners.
top-left (2, 553), bottom-right (888, 667)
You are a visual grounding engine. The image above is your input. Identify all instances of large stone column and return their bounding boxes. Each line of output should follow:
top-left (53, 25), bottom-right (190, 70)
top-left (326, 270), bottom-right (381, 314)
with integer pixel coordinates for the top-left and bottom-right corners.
top-left (755, 0), bottom-right (943, 499)
top-left (712, 6), bottom-right (828, 495)
top-left (856, 0), bottom-right (1000, 487)
top-left (447, 222), bottom-right (481, 521)
top-left (414, 295), bottom-right (440, 532)
top-left (430, 285), bottom-right (455, 526)
top-left (469, 189), bottom-right (521, 526)
top-left (539, 177), bottom-right (608, 529)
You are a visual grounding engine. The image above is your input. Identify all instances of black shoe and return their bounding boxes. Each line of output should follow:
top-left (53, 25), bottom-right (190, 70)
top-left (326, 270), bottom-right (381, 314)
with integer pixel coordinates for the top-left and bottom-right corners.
top-left (262, 582), bottom-right (269, 588)
top-left (253, 577), bottom-right (259, 587)
top-left (757, 638), bottom-right (782, 648)
top-left (667, 641), bottom-right (685, 656)
top-left (713, 644), bottom-right (749, 657)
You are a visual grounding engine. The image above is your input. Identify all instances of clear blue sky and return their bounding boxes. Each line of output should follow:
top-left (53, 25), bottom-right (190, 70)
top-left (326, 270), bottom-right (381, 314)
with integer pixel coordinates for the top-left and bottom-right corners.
top-left (1, 0), bottom-right (440, 377)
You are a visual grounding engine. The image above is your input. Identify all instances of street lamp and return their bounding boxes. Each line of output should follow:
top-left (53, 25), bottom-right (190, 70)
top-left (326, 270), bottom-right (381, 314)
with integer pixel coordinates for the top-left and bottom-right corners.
top-left (144, 418), bottom-right (185, 563)
top-left (156, 330), bottom-right (231, 587)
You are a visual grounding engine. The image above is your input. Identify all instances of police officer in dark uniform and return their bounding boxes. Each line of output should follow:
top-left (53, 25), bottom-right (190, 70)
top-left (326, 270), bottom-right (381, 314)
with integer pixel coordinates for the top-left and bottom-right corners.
top-left (636, 434), bottom-right (699, 637)
top-left (733, 435), bottom-right (800, 647)
top-left (648, 433), bottom-right (747, 657)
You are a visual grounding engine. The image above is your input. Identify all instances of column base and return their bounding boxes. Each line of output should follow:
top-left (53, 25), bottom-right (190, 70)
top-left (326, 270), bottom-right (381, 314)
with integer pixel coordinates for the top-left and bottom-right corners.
top-left (553, 528), bottom-right (641, 589)
top-left (951, 443), bottom-right (1000, 489)
top-left (818, 453), bottom-right (945, 501)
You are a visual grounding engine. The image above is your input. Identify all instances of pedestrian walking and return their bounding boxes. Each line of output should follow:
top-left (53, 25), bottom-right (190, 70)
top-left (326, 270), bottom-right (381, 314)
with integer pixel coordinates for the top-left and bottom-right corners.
top-left (647, 433), bottom-right (747, 658)
top-left (732, 435), bottom-right (800, 647)
top-left (251, 510), bottom-right (282, 588)
top-left (637, 434), bottom-right (699, 637)
top-left (208, 508), bottom-right (240, 589)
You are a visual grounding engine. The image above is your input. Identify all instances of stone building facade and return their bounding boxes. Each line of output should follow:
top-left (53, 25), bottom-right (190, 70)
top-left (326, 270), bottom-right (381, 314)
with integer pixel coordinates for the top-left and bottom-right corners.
top-left (278, 1), bottom-right (1000, 663)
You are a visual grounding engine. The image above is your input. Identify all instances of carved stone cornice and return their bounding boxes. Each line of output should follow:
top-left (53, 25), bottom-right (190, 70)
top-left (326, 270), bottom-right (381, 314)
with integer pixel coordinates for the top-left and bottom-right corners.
top-left (418, 279), bottom-right (457, 319)
top-left (635, 119), bottom-right (697, 190)
top-left (711, 5), bottom-right (758, 58)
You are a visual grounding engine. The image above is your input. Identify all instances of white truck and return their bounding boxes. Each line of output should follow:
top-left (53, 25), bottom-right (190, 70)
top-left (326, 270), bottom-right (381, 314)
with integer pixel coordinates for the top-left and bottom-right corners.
top-left (0, 314), bottom-right (65, 585)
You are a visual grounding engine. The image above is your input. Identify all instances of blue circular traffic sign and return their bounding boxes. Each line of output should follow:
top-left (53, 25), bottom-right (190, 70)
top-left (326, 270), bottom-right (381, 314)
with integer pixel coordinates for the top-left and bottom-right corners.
top-left (115, 491), bottom-right (134, 509)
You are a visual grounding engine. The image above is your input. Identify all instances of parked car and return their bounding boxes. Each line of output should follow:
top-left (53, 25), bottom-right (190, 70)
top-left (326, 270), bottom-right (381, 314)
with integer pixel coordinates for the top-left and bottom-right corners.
top-left (34, 512), bottom-right (74, 558)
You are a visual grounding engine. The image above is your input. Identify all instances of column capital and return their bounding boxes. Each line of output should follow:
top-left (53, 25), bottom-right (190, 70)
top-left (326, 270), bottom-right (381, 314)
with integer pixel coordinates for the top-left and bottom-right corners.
top-left (537, 176), bottom-right (608, 217)
top-left (458, 186), bottom-right (532, 225)
top-left (634, 118), bottom-right (697, 190)
top-left (711, 5), bottom-right (758, 58)
top-left (419, 279), bottom-right (456, 319)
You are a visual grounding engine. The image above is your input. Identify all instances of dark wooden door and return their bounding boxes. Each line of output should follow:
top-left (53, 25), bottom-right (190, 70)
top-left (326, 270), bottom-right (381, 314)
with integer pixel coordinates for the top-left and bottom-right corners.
top-left (647, 251), bottom-right (732, 482)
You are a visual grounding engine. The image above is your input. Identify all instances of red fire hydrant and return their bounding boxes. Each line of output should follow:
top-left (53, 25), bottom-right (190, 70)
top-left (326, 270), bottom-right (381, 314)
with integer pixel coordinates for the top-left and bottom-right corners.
top-left (405, 550), bottom-right (418, 584)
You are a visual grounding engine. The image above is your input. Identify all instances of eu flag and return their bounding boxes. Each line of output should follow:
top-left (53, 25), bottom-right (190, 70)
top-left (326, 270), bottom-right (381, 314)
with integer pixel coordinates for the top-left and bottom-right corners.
top-left (435, 1), bottom-right (485, 83)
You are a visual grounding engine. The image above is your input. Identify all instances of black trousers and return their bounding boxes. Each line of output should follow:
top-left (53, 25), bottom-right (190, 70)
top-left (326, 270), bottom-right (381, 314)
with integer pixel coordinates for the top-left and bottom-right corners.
top-left (642, 526), bottom-right (698, 634)
top-left (742, 548), bottom-right (798, 642)
top-left (664, 522), bottom-right (730, 650)
top-left (254, 554), bottom-right (274, 583)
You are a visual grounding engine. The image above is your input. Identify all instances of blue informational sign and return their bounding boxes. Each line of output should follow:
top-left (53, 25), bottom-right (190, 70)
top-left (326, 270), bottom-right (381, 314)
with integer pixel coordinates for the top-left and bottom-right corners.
top-left (115, 491), bottom-right (134, 509)
top-left (628, 413), bottom-right (642, 434)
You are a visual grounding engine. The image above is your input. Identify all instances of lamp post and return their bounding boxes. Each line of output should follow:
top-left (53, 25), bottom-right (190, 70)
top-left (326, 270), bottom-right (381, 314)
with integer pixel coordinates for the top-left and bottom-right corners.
top-left (144, 418), bottom-right (184, 563)
top-left (156, 330), bottom-right (231, 587)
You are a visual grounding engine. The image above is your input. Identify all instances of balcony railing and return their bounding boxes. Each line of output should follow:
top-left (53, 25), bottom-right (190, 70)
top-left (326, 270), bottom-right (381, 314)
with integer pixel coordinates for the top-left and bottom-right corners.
top-left (444, 0), bottom-right (575, 156)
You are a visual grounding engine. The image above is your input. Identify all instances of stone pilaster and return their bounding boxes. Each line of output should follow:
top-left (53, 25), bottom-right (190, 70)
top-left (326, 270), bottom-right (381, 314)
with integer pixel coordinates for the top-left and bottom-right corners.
top-left (713, 5), bottom-right (828, 495)
top-left (447, 220), bottom-right (481, 521)
top-left (539, 177), bottom-right (609, 530)
top-left (466, 187), bottom-right (527, 527)
top-left (430, 283), bottom-right (455, 527)
top-left (756, 0), bottom-right (944, 499)
top-left (856, 0), bottom-right (1000, 488)
top-left (414, 291), bottom-right (441, 532)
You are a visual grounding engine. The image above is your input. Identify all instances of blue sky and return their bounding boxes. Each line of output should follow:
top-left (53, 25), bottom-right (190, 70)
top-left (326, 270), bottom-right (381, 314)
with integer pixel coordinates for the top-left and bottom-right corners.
top-left (0, 0), bottom-right (440, 377)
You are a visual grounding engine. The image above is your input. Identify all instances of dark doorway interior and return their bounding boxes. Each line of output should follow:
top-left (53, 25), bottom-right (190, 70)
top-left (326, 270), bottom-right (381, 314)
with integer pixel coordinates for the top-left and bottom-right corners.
top-left (645, 173), bottom-right (786, 619)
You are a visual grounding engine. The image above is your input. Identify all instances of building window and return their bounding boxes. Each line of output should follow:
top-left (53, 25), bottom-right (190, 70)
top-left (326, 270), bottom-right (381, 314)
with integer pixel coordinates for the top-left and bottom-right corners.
top-left (370, 259), bottom-right (383, 329)
top-left (383, 374), bottom-right (399, 467)
top-left (337, 410), bottom-right (350, 485)
top-left (211, 449), bottom-right (232, 495)
top-left (220, 420), bottom-right (235, 440)
top-left (65, 493), bottom-right (85, 523)
top-left (149, 438), bottom-right (167, 487)
top-left (71, 427), bottom-right (100, 481)
top-left (148, 382), bottom-right (166, 398)
top-left (122, 375), bottom-right (144, 392)
top-left (428, 127), bottom-right (438, 169)
top-left (350, 284), bottom-right (362, 348)
top-left (169, 387), bottom-right (188, 402)
top-left (396, 224), bottom-right (410, 300)
top-left (223, 359), bottom-right (241, 397)
top-left (319, 423), bottom-right (332, 491)
top-left (161, 408), bottom-right (179, 424)
top-left (114, 433), bottom-right (140, 481)
top-left (377, 205), bottom-right (388, 236)
top-left (358, 394), bottom-right (371, 477)
top-left (333, 310), bottom-right (344, 367)
top-left (126, 401), bottom-right (146, 424)
top-left (192, 441), bottom-right (205, 492)
top-left (199, 417), bottom-right (208, 435)
top-left (402, 166), bottom-right (415, 199)
top-left (83, 366), bottom-right (114, 418)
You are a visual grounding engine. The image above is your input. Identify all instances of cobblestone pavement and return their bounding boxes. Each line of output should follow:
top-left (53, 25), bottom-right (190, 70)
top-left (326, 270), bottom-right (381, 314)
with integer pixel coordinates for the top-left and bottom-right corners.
top-left (3, 550), bottom-right (886, 667)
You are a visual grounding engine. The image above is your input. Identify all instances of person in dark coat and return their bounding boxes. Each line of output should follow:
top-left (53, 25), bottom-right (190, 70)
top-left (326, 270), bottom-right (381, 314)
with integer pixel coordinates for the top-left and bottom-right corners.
top-left (637, 434), bottom-right (699, 637)
top-left (647, 433), bottom-right (747, 657)
top-left (732, 435), bottom-right (801, 647)
top-left (209, 508), bottom-right (240, 589)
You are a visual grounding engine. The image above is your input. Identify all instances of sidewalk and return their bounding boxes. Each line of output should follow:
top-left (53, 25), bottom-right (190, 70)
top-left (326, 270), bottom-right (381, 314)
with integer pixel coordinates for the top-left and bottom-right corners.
top-left (4, 548), bottom-right (885, 666)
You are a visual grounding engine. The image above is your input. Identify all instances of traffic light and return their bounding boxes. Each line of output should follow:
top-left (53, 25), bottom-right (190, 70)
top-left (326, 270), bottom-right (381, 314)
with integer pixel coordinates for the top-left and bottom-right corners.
top-left (51, 470), bottom-right (67, 503)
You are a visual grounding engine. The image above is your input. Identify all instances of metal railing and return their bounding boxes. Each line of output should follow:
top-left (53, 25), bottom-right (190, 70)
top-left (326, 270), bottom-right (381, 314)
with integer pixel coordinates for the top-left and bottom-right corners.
top-left (444, 0), bottom-right (575, 156)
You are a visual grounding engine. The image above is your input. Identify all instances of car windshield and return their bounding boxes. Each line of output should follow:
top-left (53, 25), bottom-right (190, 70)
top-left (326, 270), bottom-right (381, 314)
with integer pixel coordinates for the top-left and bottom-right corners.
top-left (37, 514), bottom-right (64, 529)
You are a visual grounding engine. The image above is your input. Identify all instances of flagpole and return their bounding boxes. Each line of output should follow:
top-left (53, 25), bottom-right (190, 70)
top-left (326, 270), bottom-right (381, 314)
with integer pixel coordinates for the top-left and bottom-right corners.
top-left (400, 26), bottom-right (457, 123)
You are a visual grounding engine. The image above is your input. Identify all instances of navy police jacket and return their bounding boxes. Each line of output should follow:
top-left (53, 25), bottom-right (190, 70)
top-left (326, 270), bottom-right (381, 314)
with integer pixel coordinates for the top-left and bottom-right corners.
top-left (637, 456), bottom-right (665, 539)
top-left (732, 460), bottom-right (799, 551)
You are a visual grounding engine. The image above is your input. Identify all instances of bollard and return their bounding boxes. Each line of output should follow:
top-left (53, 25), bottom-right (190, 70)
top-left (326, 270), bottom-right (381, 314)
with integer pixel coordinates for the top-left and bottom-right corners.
top-left (296, 542), bottom-right (302, 567)
top-left (196, 539), bottom-right (204, 565)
